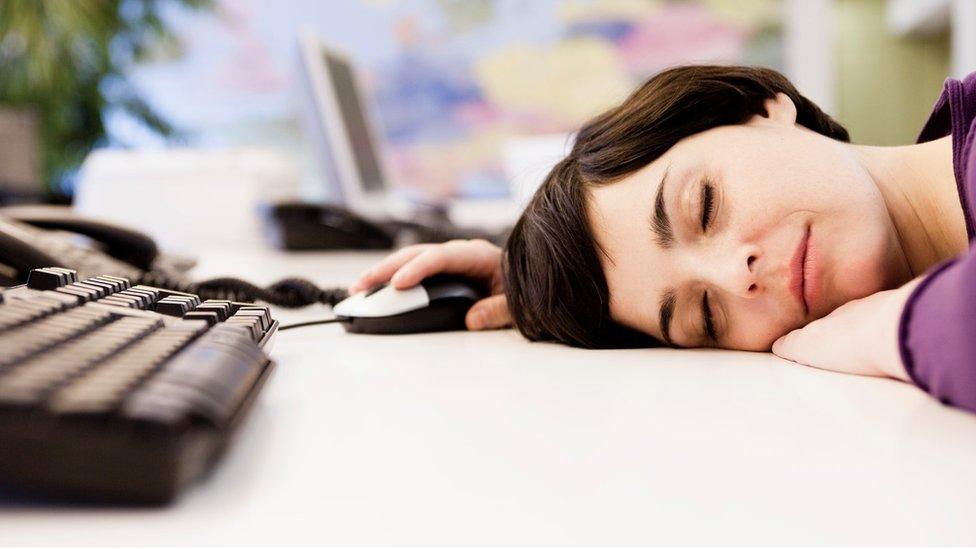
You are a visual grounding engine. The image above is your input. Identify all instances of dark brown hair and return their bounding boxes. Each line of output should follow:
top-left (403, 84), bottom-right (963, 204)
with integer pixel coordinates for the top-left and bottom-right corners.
top-left (503, 65), bottom-right (850, 349)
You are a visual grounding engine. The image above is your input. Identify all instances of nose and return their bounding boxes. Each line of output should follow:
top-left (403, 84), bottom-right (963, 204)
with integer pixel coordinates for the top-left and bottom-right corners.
top-left (695, 243), bottom-right (762, 299)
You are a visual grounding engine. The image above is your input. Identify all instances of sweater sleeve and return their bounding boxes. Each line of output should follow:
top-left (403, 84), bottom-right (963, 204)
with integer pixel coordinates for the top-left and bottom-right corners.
top-left (898, 248), bottom-right (976, 412)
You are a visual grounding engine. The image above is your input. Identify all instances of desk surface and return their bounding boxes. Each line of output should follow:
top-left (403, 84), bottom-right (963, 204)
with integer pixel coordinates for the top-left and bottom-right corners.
top-left (3, 249), bottom-right (976, 545)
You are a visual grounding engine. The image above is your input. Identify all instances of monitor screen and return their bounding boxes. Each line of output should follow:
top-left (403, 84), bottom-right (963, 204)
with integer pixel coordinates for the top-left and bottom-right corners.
top-left (323, 52), bottom-right (385, 193)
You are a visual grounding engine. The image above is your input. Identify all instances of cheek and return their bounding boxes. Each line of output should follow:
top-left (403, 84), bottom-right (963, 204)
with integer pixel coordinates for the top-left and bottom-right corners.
top-left (822, 215), bottom-right (895, 304)
top-left (725, 300), bottom-right (790, 351)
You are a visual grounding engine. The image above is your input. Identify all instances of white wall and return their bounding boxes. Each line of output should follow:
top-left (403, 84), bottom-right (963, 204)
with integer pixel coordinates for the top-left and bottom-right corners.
top-left (952, 0), bottom-right (976, 77)
top-left (784, 0), bottom-right (836, 114)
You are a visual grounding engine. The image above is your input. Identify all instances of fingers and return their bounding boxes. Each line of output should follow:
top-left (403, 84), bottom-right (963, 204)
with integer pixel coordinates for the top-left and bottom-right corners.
top-left (389, 246), bottom-right (451, 289)
top-left (348, 245), bottom-right (431, 293)
top-left (349, 239), bottom-right (503, 297)
top-left (390, 240), bottom-right (497, 289)
top-left (465, 294), bottom-right (512, 330)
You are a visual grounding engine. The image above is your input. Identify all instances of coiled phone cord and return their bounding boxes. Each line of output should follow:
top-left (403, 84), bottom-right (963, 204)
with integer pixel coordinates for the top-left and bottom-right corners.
top-left (136, 272), bottom-right (350, 308)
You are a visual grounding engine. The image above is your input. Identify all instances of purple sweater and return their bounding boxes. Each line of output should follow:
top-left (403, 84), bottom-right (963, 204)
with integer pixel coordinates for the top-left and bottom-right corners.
top-left (899, 71), bottom-right (976, 413)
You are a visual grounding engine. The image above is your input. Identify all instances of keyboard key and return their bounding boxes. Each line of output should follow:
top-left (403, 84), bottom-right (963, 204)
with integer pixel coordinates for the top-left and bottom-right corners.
top-left (47, 268), bottom-right (78, 284)
top-left (26, 268), bottom-right (68, 290)
top-left (91, 275), bottom-right (129, 293)
top-left (114, 291), bottom-right (147, 309)
top-left (196, 301), bottom-right (231, 321)
top-left (98, 296), bottom-right (137, 308)
top-left (54, 286), bottom-right (92, 303)
top-left (238, 306), bottom-right (272, 328)
top-left (206, 299), bottom-right (237, 315)
top-left (82, 278), bottom-right (118, 296)
top-left (183, 311), bottom-right (219, 327)
top-left (232, 309), bottom-right (270, 333)
top-left (74, 281), bottom-right (109, 299)
top-left (69, 283), bottom-right (105, 300)
top-left (155, 295), bottom-right (197, 314)
top-left (167, 295), bottom-right (198, 307)
top-left (129, 286), bottom-right (160, 306)
top-left (155, 299), bottom-right (189, 317)
top-left (225, 316), bottom-right (261, 341)
top-left (152, 289), bottom-right (201, 308)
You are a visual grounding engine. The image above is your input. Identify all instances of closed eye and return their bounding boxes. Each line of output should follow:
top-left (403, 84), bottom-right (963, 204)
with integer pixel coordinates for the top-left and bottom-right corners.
top-left (700, 181), bottom-right (714, 231)
top-left (702, 290), bottom-right (717, 344)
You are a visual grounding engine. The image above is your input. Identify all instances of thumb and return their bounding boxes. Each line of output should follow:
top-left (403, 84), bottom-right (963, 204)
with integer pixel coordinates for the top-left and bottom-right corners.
top-left (465, 294), bottom-right (512, 330)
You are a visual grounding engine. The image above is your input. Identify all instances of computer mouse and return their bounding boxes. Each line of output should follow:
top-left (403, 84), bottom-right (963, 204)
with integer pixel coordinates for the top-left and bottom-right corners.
top-left (332, 274), bottom-right (488, 334)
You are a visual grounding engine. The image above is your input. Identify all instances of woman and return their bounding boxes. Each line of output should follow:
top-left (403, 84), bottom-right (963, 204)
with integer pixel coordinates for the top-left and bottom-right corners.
top-left (350, 65), bottom-right (976, 414)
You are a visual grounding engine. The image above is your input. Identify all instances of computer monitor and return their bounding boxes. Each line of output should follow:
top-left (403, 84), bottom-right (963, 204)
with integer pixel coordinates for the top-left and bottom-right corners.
top-left (295, 30), bottom-right (526, 232)
top-left (298, 31), bottom-right (388, 208)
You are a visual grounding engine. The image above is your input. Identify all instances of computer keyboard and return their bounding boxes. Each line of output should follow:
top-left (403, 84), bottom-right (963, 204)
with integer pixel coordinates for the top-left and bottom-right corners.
top-left (0, 267), bottom-right (278, 504)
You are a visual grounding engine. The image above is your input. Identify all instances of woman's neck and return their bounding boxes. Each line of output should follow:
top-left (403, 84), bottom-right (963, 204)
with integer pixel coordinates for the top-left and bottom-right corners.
top-left (852, 136), bottom-right (968, 280)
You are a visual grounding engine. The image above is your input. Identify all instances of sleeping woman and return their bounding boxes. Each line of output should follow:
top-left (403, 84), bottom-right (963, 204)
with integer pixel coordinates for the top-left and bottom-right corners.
top-left (349, 65), bottom-right (976, 414)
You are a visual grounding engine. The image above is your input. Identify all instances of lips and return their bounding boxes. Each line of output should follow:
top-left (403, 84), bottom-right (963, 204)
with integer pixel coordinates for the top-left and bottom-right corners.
top-left (788, 225), bottom-right (810, 317)
top-left (802, 228), bottom-right (820, 317)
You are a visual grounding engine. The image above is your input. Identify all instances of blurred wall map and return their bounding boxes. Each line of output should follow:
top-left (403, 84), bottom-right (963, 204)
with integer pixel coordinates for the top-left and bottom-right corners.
top-left (121, 0), bottom-right (782, 200)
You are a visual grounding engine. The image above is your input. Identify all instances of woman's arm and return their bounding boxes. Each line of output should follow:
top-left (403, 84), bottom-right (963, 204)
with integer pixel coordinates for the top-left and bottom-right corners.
top-left (896, 251), bottom-right (976, 412)
top-left (774, 245), bottom-right (976, 414)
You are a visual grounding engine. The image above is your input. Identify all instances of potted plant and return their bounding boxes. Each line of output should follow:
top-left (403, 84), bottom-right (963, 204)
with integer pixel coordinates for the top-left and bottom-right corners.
top-left (0, 0), bottom-right (210, 201)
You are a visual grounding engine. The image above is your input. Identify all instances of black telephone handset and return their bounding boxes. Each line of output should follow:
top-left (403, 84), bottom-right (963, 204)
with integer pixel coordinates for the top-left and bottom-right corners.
top-left (4, 206), bottom-right (159, 269)
top-left (0, 205), bottom-right (161, 287)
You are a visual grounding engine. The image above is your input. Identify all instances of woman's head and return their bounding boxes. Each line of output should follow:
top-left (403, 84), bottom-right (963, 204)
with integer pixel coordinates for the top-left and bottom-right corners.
top-left (503, 65), bottom-right (912, 350)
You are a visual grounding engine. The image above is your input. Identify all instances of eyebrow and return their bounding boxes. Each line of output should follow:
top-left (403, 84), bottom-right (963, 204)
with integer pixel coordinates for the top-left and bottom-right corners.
top-left (651, 165), bottom-right (674, 248)
top-left (658, 287), bottom-right (676, 346)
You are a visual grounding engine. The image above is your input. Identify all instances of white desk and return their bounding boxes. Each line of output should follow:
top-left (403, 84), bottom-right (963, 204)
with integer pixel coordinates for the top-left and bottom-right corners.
top-left (3, 248), bottom-right (976, 545)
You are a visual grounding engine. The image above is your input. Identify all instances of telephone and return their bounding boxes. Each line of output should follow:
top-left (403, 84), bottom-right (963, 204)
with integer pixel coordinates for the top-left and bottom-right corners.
top-left (0, 205), bottom-right (347, 308)
top-left (266, 201), bottom-right (510, 250)
top-left (0, 205), bottom-right (196, 287)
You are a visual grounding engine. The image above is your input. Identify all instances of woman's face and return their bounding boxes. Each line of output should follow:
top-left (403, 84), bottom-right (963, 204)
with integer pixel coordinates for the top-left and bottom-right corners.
top-left (586, 93), bottom-right (911, 351)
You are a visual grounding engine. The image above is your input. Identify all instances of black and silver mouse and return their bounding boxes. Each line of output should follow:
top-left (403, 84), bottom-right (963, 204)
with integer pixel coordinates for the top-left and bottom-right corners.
top-left (333, 274), bottom-right (488, 334)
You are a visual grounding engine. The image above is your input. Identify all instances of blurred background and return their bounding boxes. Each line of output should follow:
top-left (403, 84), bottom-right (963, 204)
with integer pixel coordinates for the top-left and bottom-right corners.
top-left (0, 0), bottom-right (972, 242)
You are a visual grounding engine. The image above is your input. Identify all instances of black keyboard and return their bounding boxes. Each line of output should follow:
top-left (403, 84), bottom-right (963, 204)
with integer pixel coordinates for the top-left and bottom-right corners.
top-left (0, 268), bottom-right (279, 504)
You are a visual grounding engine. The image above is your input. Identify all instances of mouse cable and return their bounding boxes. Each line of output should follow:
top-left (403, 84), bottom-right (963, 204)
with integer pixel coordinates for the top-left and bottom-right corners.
top-left (278, 318), bottom-right (344, 331)
top-left (136, 272), bottom-right (350, 308)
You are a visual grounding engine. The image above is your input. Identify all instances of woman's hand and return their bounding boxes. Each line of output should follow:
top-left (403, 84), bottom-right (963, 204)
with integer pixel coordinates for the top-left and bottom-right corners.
top-left (771, 278), bottom-right (923, 381)
top-left (348, 239), bottom-right (512, 330)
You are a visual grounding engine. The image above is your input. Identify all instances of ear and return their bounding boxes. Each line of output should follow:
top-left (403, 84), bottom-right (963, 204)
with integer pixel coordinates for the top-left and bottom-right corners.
top-left (747, 92), bottom-right (798, 128)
